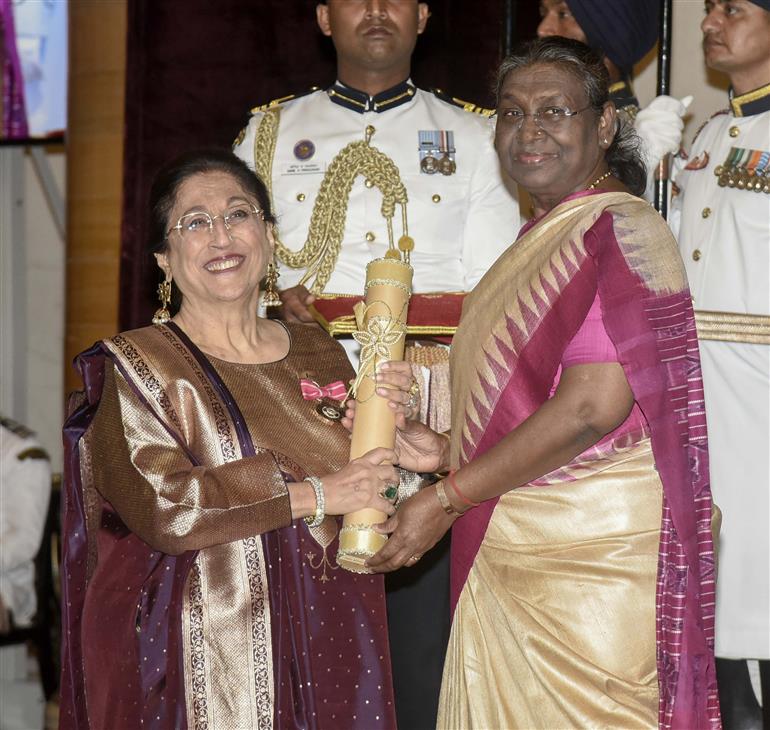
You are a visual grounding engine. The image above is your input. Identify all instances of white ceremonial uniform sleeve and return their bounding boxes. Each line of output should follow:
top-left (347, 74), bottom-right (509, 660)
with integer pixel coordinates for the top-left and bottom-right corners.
top-left (0, 439), bottom-right (50, 574)
top-left (232, 112), bottom-right (262, 172)
top-left (461, 123), bottom-right (520, 290)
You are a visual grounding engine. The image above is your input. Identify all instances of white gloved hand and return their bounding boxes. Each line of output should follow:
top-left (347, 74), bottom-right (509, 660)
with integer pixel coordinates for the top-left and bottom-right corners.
top-left (634, 94), bottom-right (693, 169)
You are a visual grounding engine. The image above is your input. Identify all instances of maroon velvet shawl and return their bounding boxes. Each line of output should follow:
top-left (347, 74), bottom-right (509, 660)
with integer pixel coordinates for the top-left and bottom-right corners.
top-left (60, 324), bottom-right (395, 729)
top-left (448, 191), bottom-right (720, 728)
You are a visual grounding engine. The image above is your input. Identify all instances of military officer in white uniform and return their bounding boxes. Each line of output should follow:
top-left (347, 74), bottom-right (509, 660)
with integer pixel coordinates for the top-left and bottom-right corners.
top-left (233, 2), bottom-right (518, 331)
top-left (234, 3), bottom-right (519, 729)
top-left (0, 416), bottom-right (51, 730)
top-left (234, 82), bottom-right (514, 299)
top-left (671, 1), bottom-right (770, 726)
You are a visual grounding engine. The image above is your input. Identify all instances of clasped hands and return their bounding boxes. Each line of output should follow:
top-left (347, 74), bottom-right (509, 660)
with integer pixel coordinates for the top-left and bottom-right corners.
top-left (341, 360), bottom-right (457, 573)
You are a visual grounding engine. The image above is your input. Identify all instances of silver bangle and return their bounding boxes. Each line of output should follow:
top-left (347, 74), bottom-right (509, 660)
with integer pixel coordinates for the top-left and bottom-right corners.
top-left (303, 476), bottom-right (325, 527)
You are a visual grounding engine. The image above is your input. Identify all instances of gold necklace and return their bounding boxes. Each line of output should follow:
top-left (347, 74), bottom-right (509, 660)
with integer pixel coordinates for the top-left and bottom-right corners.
top-left (588, 170), bottom-right (613, 189)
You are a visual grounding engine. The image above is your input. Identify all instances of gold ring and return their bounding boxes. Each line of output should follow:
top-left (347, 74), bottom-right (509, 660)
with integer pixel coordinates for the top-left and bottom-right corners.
top-left (409, 554), bottom-right (422, 563)
top-left (408, 380), bottom-right (420, 397)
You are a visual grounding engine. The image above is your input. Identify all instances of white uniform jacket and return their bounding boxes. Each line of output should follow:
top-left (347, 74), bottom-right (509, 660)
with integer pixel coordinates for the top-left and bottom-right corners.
top-left (233, 81), bottom-right (520, 297)
top-left (671, 84), bottom-right (770, 660)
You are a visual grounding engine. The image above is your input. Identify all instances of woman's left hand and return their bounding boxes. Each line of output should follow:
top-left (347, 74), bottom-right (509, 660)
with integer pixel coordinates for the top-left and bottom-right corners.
top-left (373, 360), bottom-right (421, 425)
top-left (366, 485), bottom-right (456, 573)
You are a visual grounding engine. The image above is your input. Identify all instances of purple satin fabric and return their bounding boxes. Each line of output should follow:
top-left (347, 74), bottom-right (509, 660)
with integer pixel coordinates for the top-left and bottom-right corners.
top-left (60, 343), bottom-right (195, 730)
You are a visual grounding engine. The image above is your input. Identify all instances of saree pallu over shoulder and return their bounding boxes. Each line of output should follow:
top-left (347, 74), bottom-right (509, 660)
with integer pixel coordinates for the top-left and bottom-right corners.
top-left (60, 323), bottom-right (396, 730)
top-left (448, 192), bottom-right (719, 728)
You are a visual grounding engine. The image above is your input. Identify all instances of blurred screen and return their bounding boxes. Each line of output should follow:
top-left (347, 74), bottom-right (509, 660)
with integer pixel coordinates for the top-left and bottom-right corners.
top-left (1, 0), bottom-right (67, 141)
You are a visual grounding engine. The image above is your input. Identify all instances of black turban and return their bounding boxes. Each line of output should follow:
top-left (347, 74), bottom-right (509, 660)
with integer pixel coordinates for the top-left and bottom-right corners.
top-left (747, 0), bottom-right (770, 10)
top-left (566, 0), bottom-right (659, 74)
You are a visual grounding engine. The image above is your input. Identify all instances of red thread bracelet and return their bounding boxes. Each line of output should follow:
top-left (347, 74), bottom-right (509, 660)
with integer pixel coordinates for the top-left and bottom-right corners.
top-left (447, 470), bottom-right (479, 508)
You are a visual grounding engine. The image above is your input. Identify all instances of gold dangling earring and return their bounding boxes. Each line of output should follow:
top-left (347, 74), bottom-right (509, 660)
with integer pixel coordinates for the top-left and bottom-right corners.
top-left (263, 258), bottom-right (281, 308)
top-left (152, 275), bottom-right (172, 324)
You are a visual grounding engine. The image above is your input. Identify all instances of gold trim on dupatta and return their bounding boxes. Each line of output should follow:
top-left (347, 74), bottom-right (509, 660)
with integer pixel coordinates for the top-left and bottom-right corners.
top-left (104, 326), bottom-right (276, 729)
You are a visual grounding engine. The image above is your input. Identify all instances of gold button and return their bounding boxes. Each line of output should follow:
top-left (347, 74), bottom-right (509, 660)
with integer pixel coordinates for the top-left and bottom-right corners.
top-left (431, 194), bottom-right (441, 203)
top-left (729, 126), bottom-right (740, 138)
top-left (365, 232), bottom-right (375, 243)
top-left (296, 193), bottom-right (306, 202)
top-left (701, 207), bottom-right (711, 218)
top-left (365, 179), bottom-right (374, 188)
top-left (692, 249), bottom-right (702, 261)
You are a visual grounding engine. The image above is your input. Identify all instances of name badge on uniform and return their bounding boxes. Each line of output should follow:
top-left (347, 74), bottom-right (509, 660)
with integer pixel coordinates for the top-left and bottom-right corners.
top-left (714, 146), bottom-right (770, 193)
top-left (282, 138), bottom-right (323, 176)
top-left (419, 130), bottom-right (456, 176)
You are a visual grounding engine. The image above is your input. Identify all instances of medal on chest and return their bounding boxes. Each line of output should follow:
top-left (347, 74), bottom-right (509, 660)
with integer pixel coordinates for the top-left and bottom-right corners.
top-left (299, 377), bottom-right (348, 422)
top-left (419, 130), bottom-right (456, 175)
top-left (714, 146), bottom-right (770, 193)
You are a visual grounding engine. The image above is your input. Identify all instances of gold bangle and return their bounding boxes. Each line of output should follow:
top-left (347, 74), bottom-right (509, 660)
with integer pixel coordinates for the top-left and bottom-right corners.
top-left (434, 480), bottom-right (459, 515)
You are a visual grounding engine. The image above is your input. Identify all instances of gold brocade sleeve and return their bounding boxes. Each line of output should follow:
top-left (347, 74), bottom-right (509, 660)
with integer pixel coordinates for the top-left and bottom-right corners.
top-left (88, 364), bottom-right (292, 555)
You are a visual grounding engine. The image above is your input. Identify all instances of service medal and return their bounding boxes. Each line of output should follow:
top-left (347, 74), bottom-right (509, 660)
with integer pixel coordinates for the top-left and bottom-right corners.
top-left (418, 130), bottom-right (456, 175)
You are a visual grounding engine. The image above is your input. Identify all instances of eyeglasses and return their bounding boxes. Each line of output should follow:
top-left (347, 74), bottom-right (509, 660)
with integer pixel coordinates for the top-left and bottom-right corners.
top-left (500, 105), bottom-right (592, 131)
top-left (166, 203), bottom-right (265, 243)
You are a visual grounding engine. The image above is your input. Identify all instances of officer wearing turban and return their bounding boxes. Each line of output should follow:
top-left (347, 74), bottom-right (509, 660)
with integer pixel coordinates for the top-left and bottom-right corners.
top-left (538, 0), bottom-right (691, 199)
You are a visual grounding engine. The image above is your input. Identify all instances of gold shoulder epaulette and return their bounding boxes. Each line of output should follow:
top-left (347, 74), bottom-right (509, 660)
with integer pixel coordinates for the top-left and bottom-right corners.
top-left (250, 87), bottom-right (321, 114)
top-left (430, 88), bottom-right (495, 118)
top-left (17, 447), bottom-right (49, 461)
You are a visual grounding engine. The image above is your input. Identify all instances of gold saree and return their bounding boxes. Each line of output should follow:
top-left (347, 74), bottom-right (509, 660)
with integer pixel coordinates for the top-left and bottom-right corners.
top-left (438, 440), bottom-right (661, 729)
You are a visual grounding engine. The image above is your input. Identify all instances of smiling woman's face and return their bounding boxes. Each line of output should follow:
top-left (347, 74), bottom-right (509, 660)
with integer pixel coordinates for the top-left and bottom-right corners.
top-left (155, 171), bottom-right (273, 312)
top-left (495, 62), bottom-right (614, 206)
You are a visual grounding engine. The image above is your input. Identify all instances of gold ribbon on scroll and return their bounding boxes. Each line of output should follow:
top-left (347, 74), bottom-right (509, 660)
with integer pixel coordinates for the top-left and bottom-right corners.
top-left (337, 257), bottom-right (413, 573)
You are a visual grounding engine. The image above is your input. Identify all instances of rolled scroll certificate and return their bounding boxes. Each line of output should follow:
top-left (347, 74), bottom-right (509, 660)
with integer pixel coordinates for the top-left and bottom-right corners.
top-left (337, 256), bottom-right (413, 573)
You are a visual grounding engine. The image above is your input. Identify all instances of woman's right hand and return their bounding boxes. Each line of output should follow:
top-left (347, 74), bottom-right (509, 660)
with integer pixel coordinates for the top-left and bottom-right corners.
top-left (322, 447), bottom-right (400, 517)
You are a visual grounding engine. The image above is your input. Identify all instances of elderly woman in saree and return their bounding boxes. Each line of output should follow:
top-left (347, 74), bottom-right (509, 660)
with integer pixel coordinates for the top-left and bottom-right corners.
top-left (363, 38), bottom-right (720, 729)
top-left (60, 149), bottom-right (408, 730)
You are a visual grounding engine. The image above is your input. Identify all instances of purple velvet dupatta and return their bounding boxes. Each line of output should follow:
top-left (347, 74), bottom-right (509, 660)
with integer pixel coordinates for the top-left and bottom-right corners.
top-left (60, 324), bottom-right (395, 729)
top-left (448, 192), bottom-right (720, 728)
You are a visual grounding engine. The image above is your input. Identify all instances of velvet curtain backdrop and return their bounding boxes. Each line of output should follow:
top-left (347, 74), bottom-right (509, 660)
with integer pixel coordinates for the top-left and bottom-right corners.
top-left (120, 0), bottom-right (540, 329)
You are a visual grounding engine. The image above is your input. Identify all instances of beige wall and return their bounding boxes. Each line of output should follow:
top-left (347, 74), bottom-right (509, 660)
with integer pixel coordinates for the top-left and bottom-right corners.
top-left (24, 150), bottom-right (66, 472)
top-left (0, 148), bottom-right (65, 472)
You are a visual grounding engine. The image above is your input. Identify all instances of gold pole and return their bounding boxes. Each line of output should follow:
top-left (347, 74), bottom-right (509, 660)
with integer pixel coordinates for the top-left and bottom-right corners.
top-left (64, 0), bottom-right (127, 392)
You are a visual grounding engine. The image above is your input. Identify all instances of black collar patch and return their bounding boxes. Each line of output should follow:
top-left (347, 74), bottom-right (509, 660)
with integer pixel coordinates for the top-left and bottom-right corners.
top-left (327, 80), bottom-right (416, 114)
top-left (730, 83), bottom-right (770, 118)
